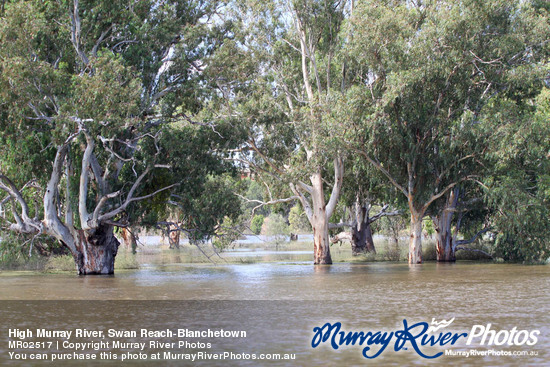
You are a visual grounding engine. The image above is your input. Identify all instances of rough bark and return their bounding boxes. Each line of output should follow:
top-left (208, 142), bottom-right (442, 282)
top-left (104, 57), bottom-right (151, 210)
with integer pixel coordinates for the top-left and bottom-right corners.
top-left (330, 201), bottom-right (400, 255)
top-left (433, 188), bottom-right (459, 262)
top-left (351, 222), bottom-right (375, 255)
top-left (350, 198), bottom-right (376, 255)
top-left (409, 212), bottom-right (423, 264)
top-left (73, 224), bottom-right (119, 275)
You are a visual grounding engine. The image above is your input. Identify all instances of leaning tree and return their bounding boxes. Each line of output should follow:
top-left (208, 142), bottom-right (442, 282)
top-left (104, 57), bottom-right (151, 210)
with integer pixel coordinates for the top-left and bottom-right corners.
top-left (0, 0), bottom-right (241, 274)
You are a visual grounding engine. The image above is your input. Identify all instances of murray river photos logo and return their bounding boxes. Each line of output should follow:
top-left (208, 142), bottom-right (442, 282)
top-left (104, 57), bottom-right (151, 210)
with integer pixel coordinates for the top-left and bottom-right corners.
top-left (311, 318), bottom-right (540, 359)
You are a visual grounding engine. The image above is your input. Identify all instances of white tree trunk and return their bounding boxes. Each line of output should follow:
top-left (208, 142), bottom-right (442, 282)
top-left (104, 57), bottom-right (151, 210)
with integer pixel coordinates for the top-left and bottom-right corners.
top-left (310, 171), bottom-right (332, 264)
top-left (409, 212), bottom-right (423, 264)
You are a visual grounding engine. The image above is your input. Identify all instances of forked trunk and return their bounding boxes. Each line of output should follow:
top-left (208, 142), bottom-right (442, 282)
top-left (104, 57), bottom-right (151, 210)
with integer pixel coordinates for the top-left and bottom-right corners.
top-left (73, 225), bottom-right (119, 275)
top-left (409, 214), bottom-right (423, 264)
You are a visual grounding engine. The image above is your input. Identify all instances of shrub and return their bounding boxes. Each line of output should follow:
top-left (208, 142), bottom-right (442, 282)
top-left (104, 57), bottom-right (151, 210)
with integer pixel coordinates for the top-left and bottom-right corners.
top-left (288, 205), bottom-right (311, 233)
top-left (250, 214), bottom-right (264, 235)
top-left (264, 213), bottom-right (290, 248)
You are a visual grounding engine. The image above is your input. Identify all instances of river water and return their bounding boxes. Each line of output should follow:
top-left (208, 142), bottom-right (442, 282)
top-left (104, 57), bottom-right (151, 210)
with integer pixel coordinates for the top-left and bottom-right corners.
top-left (0, 250), bottom-right (549, 366)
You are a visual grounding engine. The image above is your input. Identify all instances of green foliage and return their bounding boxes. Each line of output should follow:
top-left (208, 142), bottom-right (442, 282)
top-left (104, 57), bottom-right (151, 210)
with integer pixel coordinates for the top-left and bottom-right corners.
top-left (212, 216), bottom-right (245, 251)
top-left (347, 0), bottom-right (549, 207)
top-left (0, 232), bottom-right (66, 267)
top-left (0, 0), bottom-right (246, 260)
top-left (250, 215), bottom-right (264, 235)
top-left (423, 219), bottom-right (435, 238)
top-left (0, 0), bottom-right (548, 266)
top-left (483, 89), bottom-right (550, 262)
top-left (242, 180), bottom-right (270, 217)
top-left (288, 204), bottom-right (311, 233)
top-left (264, 213), bottom-right (289, 247)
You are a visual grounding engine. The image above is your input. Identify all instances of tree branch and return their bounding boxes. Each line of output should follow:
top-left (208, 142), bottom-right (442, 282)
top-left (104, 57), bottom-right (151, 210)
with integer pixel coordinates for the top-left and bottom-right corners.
top-left (290, 183), bottom-right (313, 222)
top-left (98, 166), bottom-right (177, 222)
top-left (356, 149), bottom-right (408, 196)
top-left (455, 228), bottom-right (490, 247)
top-left (367, 204), bottom-right (402, 224)
top-left (248, 139), bottom-right (285, 175)
top-left (326, 156), bottom-right (344, 219)
top-left (236, 193), bottom-right (299, 217)
top-left (78, 132), bottom-right (94, 229)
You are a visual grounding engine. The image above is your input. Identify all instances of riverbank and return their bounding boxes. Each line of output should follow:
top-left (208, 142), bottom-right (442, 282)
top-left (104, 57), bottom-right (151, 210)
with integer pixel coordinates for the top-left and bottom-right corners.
top-left (0, 236), bottom-right (496, 273)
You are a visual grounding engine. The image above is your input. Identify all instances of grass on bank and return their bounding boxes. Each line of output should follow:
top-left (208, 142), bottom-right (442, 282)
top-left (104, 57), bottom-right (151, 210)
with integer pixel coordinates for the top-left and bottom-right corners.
top-left (0, 236), bottom-right (499, 272)
top-left (43, 250), bottom-right (140, 272)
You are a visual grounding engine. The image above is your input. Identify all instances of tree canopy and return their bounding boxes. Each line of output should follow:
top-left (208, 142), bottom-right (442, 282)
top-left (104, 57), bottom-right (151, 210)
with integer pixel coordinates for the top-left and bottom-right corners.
top-left (0, 0), bottom-right (548, 272)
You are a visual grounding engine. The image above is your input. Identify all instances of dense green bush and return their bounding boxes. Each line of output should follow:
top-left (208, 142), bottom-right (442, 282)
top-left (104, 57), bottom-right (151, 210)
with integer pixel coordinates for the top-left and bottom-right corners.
top-left (251, 215), bottom-right (264, 235)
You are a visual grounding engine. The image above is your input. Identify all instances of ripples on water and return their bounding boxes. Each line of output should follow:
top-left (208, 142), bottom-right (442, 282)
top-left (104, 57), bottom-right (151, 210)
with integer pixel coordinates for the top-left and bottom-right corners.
top-left (0, 248), bottom-right (549, 366)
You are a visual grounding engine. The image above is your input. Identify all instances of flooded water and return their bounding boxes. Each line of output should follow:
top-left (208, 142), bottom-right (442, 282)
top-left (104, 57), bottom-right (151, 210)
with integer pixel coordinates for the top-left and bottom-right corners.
top-left (0, 251), bottom-right (549, 366)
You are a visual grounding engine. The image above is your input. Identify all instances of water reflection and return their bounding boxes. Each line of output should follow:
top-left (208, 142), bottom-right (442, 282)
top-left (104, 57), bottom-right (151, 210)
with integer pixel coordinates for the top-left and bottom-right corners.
top-left (0, 253), bottom-right (548, 366)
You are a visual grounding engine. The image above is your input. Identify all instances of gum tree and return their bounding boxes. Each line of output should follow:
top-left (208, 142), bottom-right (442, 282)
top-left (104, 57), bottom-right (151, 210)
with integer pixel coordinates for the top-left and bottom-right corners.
top-left (218, 0), bottom-right (349, 264)
top-left (0, 0), bottom-right (240, 273)
top-left (346, 0), bottom-right (549, 263)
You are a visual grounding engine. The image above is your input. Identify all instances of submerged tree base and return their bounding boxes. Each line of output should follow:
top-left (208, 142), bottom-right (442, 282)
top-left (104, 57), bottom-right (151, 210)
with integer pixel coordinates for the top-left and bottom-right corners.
top-left (73, 226), bottom-right (120, 275)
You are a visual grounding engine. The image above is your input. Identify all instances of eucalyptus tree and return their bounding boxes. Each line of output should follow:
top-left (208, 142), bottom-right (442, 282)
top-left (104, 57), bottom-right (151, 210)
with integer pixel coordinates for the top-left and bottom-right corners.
top-left (0, 0), bottom-right (241, 274)
top-left (217, 0), bottom-right (350, 264)
top-left (346, 0), bottom-right (549, 263)
top-left (482, 88), bottom-right (550, 262)
top-left (330, 155), bottom-right (403, 255)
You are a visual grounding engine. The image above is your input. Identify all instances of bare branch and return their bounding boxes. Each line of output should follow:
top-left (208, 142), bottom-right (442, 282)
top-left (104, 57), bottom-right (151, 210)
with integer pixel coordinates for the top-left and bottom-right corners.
top-left (422, 175), bottom-right (478, 212)
top-left (328, 222), bottom-right (352, 229)
top-left (69, 0), bottom-right (90, 71)
top-left (98, 165), bottom-right (178, 223)
top-left (297, 181), bottom-right (313, 194)
top-left (326, 156), bottom-right (344, 219)
top-left (455, 228), bottom-right (491, 247)
top-left (91, 24), bottom-right (113, 57)
top-left (92, 190), bottom-right (121, 225)
top-left (368, 205), bottom-right (403, 225)
top-left (0, 175), bottom-right (33, 224)
top-left (44, 142), bottom-right (77, 253)
top-left (290, 183), bottom-right (313, 222)
top-left (235, 193), bottom-right (299, 217)
top-left (455, 246), bottom-right (493, 259)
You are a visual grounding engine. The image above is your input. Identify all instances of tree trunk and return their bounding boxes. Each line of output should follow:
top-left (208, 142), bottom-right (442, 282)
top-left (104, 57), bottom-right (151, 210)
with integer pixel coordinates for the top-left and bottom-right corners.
top-left (72, 224), bottom-right (119, 275)
top-left (311, 171), bottom-right (332, 264)
top-left (409, 213), bottom-right (423, 264)
top-left (312, 217), bottom-right (332, 264)
top-left (434, 226), bottom-right (455, 262)
top-left (169, 228), bottom-right (180, 249)
top-left (168, 223), bottom-right (180, 249)
top-left (120, 227), bottom-right (138, 254)
top-left (351, 222), bottom-right (375, 255)
top-left (433, 188), bottom-right (459, 262)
